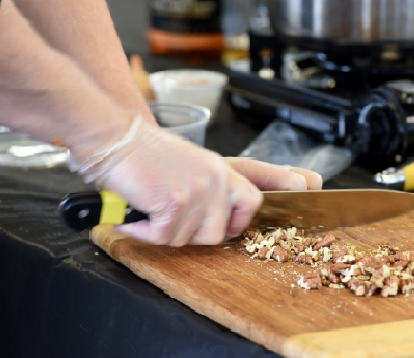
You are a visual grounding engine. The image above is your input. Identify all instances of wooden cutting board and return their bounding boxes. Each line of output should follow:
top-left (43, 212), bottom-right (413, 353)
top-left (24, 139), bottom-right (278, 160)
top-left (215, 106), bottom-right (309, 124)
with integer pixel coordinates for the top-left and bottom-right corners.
top-left (91, 209), bottom-right (414, 358)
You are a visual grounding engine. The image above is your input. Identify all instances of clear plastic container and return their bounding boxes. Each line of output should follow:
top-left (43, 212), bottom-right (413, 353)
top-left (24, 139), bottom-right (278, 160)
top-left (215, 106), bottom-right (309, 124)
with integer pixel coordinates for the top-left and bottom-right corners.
top-left (0, 130), bottom-right (69, 168)
top-left (149, 103), bottom-right (210, 147)
top-left (150, 70), bottom-right (227, 123)
top-left (0, 104), bottom-right (209, 167)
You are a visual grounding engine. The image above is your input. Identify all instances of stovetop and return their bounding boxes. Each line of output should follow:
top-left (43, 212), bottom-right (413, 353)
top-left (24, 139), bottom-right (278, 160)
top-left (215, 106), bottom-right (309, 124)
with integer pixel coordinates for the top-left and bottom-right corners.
top-left (229, 31), bottom-right (414, 164)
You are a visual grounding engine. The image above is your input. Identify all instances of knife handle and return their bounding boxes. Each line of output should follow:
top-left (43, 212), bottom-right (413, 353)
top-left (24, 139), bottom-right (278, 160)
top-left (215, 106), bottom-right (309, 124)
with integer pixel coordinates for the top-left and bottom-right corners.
top-left (58, 190), bottom-right (148, 231)
top-left (374, 162), bottom-right (414, 192)
top-left (403, 162), bottom-right (414, 192)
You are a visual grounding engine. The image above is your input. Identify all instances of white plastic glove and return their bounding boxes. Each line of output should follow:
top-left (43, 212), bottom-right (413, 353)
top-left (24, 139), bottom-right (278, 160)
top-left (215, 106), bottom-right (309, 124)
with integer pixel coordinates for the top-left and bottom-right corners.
top-left (222, 158), bottom-right (322, 235)
top-left (80, 120), bottom-right (263, 247)
top-left (224, 158), bottom-right (323, 191)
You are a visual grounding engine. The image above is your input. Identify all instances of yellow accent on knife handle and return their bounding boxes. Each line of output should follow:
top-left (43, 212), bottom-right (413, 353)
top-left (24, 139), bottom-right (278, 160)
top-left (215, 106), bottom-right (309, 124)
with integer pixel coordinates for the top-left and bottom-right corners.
top-left (403, 163), bottom-right (414, 192)
top-left (100, 190), bottom-right (128, 225)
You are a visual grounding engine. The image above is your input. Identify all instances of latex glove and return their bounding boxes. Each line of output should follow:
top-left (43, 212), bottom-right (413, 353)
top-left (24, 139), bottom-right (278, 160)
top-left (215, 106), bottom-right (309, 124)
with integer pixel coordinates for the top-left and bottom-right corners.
top-left (224, 157), bottom-right (323, 191)
top-left (83, 121), bottom-right (263, 247)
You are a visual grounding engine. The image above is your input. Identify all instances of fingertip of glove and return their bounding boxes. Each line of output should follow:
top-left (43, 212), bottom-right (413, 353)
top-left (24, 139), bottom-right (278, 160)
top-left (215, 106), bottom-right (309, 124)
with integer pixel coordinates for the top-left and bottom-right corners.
top-left (114, 221), bottom-right (153, 242)
top-left (290, 172), bottom-right (308, 191)
top-left (313, 173), bottom-right (323, 190)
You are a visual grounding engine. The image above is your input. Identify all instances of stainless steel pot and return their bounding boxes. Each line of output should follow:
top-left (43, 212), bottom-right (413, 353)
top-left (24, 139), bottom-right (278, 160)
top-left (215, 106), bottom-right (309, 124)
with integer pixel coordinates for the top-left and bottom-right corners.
top-left (268, 0), bottom-right (414, 43)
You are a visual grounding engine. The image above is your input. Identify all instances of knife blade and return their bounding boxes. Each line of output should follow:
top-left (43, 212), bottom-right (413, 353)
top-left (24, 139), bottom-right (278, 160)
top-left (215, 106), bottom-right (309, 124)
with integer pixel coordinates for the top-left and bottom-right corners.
top-left (251, 189), bottom-right (414, 230)
top-left (58, 189), bottom-right (414, 232)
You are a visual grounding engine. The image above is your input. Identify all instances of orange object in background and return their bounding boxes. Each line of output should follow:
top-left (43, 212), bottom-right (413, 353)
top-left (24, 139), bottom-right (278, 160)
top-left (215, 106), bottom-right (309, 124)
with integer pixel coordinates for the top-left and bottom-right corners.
top-left (129, 54), bottom-right (155, 101)
top-left (148, 0), bottom-right (223, 62)
top-left (148, 28), bottom-right (223, 60)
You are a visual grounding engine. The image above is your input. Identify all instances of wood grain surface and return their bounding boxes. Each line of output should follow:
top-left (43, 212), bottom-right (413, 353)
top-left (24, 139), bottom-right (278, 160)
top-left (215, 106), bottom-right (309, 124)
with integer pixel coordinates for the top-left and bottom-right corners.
top-left (91, 209), bottom-right (414, 358)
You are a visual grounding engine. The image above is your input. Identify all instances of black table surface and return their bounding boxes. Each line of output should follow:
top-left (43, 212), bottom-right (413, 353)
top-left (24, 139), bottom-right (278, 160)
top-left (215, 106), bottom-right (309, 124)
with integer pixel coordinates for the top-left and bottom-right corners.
top-left (0, 56), bottom-right (387, 358)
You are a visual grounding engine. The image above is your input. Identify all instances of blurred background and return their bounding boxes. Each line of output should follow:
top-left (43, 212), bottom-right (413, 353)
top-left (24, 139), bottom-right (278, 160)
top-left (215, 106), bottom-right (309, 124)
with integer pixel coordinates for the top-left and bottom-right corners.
top-left (7, 0), bottom-right (414, 188)
top-left (106, 0), bottom-right (150, 55)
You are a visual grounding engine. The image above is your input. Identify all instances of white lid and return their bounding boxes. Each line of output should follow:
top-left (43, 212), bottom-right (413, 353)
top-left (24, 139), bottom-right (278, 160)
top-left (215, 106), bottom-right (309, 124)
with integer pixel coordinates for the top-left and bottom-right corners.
top-left (150, 70), bottom-right (227, 90)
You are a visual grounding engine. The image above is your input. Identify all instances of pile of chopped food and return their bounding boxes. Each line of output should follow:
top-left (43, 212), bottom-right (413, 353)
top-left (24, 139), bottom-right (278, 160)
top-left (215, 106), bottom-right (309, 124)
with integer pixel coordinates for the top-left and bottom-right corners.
top-left (240, 227), bottom-right (414, 297)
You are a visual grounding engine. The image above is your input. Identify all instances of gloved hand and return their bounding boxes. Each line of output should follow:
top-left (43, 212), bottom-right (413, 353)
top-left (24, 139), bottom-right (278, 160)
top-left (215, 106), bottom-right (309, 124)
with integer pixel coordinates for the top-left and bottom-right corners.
top-left (222, 158), bottom-right (322, 235)
top-left (75, 119), bottom-right (263, 247)
top-left (224, 157), bottom-right (323, 191)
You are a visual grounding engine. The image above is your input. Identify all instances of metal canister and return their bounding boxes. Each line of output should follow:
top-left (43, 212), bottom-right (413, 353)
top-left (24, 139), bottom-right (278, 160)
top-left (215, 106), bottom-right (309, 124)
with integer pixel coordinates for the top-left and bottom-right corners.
top-left (268, 0), bottom-right (414, 43)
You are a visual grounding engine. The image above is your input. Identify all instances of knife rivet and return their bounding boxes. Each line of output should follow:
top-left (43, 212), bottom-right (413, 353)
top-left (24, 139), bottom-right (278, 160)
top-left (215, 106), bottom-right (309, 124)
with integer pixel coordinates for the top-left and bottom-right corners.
top-left (78, 209), bottom-right (89, 219)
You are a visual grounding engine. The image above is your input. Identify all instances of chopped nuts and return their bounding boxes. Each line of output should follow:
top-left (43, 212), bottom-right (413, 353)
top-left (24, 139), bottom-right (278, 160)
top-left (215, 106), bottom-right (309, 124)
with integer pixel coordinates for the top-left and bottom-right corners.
top-left (396, 251), bottom-right (414, 262)
top-left (352, 281), bottom-right (375, 297)
top-left (297, 273), bottom-right (322, 290)
top-left (388, 247), bottom-right (398, 256)
top-left (294, 254), bottom-right (313, 265)
top-left (332, 246), bottom-right (348, 263)
top-left (400, 278), bottom-right (414, 295)
top-left (258, 246), bottom-right (270, 260)
top-left (330, 263), bottom-right (351, 274)
top-left (241, 226), bottom-right (414, 298)
top-left (341, 265), bottom-right (361, 283)
top-left (294, 243), bottom-right (306, 253)
top-left (255, 234), bottom-right (265, 244)
top-left (245, 244), bottom-right (258, 253)
top-left (240, 238), bottom-right (250, 246)
top-left (313, 234), bottom-right (336, 251)
top-left (272, 246), bottom-right (289, 263)
top-left (322, 247), bottom-right (332, 262)
top-left (244, 231), bottom-right (258, 240)
top-left (393, 261), bottom-right (409, 270)
top-left (381, 276), bottom-right (400, 297)
top-left (329, 283), bottom-right (345, 289)
top-left (348, 245), bottom-right (356, 257)
top-left (303, 237), bottom-right (313, 247)
top-left (335, 255), bottom-right (356, 264)
top-left (266, 246), bottom-right (275, 260)
top-left (370, 265), bottom-right (390, 288)
top-left (356, 275), bottom-right (371, 281)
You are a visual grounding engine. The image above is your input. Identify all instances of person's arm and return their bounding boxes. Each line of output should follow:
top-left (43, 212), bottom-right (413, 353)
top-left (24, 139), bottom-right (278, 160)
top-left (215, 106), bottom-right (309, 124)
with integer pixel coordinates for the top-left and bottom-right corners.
top-left (11, 0), bottom-right (155, 124)
top-left (0, 0), bottom-right (263, 246)
top-left (7, 0), bottom-right (324, 192)
top-left (0, 0), bottom-right (133, 159)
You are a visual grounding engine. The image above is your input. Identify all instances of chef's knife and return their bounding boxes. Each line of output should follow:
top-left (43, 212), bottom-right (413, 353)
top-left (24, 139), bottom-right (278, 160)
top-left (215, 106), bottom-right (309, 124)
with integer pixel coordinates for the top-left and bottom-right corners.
top-left (59, 189), bottom-right (414, 232)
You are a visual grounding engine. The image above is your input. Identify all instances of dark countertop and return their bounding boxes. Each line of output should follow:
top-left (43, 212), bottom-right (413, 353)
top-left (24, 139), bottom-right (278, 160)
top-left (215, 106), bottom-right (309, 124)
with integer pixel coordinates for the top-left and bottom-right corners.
top-left (0, 55), bottom-right (386, 358)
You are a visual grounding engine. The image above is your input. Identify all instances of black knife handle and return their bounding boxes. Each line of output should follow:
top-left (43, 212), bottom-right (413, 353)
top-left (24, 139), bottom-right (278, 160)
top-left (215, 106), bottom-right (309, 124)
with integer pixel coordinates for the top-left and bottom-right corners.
top-left (124, 208), bottom-right (149, 224)
top-left (58, 191), bottom-right (148, 232)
